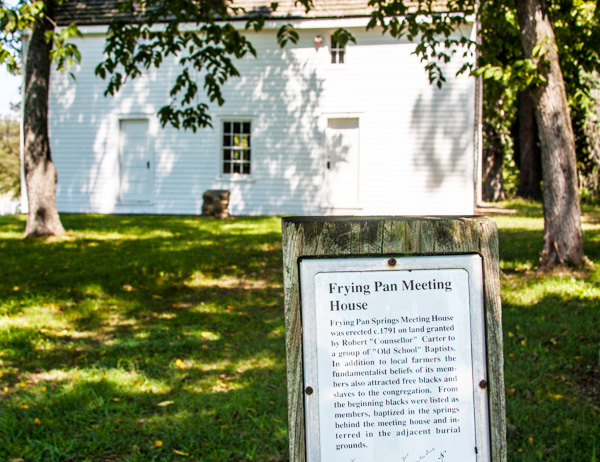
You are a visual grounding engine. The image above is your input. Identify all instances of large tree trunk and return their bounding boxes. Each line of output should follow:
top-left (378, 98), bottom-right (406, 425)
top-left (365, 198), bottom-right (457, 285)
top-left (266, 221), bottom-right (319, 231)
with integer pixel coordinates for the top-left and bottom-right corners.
top-left (515, 0), bottom-right (584, 268)
top-left (516, 90), bottom-right (543, 200)
top-left (23, 0), bottom-right (65, 237)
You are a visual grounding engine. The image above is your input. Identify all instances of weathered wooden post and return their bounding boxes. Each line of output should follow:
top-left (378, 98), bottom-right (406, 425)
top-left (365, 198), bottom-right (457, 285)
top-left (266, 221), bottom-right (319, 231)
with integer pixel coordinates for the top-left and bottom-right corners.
top-left (282, 216), bottom-right (506, 462)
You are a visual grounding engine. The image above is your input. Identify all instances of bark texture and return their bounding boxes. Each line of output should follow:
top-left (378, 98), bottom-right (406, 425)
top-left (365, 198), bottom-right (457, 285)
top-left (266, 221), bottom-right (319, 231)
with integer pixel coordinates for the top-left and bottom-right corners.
top-left (515, 0), bottom-right (584, 268)
top-left (23, 0), bottom-right (65, 237)
top-left (516, 90), bottom-right (543, 200)
top-left (483, 119), bottom-right (507, 202)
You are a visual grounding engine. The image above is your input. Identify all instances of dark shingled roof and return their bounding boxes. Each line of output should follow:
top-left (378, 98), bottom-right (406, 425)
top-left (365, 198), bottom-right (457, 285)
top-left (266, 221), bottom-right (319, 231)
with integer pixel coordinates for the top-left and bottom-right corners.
top-left (56, 0), bottom-right (126, 25)
top-left (55, 0), bottom-right (438, 26)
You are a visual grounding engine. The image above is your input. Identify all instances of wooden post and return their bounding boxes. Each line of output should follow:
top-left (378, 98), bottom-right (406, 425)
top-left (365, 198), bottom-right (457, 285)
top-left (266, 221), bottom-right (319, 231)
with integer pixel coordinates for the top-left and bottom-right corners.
top-left (282, 216), bottom-right (506, 462)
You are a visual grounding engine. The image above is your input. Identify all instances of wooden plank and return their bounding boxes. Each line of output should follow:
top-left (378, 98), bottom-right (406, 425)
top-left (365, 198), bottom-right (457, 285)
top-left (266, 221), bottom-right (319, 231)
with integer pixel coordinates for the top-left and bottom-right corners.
top-left (478, 218), bottom-right (507, 462)
top-left (450, 218), bottom-right (476, 254)
top-left (282, 220), bottom-right (306, 462)
top-left (405, 219), bottom-right (421, 254)
top-left (282, 216), bottom-right (506, 462)
top-left (358, 219), bottom-right (385, 254)
top-left (419, 218), bottom-right (437, 253)
top-left (382, 219), bottom-right (406, 253)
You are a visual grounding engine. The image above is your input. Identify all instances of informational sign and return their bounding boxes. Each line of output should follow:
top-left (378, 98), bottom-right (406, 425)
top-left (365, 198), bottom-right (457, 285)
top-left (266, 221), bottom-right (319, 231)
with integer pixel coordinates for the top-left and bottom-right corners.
top-left (299, 255), bottom-right (490, 462)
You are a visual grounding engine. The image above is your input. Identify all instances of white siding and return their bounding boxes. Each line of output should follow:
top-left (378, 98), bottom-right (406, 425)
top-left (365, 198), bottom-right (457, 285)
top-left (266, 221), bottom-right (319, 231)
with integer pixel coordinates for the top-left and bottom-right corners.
top-left (49, 22), bottom-right (478, 216)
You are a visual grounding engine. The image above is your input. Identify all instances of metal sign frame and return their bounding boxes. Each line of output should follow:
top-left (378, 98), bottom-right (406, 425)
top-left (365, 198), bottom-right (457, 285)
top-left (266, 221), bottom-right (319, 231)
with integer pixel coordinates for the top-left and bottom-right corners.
top-left (299, 254), bottom-right (491, 462)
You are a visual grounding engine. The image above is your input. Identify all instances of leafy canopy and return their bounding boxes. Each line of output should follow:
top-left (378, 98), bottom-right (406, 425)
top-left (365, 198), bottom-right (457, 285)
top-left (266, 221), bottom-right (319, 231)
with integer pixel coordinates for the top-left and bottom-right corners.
top-left (0, 0), bottom-right (492, 132)
top-left (95, 0), bottom-right (314, 131)
top-left (0, 0), bottom-right (81, 74)
top-left (95, 0), bottom-right (483, 130)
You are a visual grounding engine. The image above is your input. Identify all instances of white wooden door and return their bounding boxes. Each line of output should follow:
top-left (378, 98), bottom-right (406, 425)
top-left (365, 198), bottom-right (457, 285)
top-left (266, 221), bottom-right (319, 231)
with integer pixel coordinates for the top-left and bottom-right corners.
top-left (119, 119), bottom-right (152, 203)
top-left (326, 118), bottom-right (360, 209)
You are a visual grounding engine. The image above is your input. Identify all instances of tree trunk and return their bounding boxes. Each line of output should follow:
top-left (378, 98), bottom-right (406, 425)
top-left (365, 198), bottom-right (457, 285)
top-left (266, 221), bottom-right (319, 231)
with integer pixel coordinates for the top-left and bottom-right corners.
top-left (516, 90), bottom-right (543, 200)
top-left (515, 0), bottom-right (584, 268)
top-left (482, 119), bottom-right (506, 202)
top-left (23, 0), bottom-right (65, 237)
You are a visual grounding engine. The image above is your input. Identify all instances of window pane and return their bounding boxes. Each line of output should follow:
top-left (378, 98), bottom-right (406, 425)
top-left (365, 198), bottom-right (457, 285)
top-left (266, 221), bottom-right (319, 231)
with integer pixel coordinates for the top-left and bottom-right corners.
top-left (222, 120), bottom-right (251, 175)
top-left (331, 36), bottom-right (344, 64)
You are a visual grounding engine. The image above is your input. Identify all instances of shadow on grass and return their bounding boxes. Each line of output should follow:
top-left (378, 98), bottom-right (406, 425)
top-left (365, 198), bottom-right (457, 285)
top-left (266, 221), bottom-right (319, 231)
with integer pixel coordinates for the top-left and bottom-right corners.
top-left (496, 209), bottom-right (600, 270)
top-left (2, 212), bottom-right (600, 461)
top-left (502, 287), bottom-right (600, 462)
top-left (0, 214), bottom-right (288, 461)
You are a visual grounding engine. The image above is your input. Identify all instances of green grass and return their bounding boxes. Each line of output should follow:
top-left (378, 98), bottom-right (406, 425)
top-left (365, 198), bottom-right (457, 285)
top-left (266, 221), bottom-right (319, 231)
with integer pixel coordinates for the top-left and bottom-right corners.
top-left (493, 201), bottom-right (600, 461)
top-left (0, 215), bottom-right (287, 461)
top-left (0, 208), bottom-right (599, 461)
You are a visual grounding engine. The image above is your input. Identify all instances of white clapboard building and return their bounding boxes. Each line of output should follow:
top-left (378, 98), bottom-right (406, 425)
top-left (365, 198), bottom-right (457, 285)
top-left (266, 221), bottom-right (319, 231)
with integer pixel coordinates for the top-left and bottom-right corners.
top-left (37, 0), bottom-right (481, 216)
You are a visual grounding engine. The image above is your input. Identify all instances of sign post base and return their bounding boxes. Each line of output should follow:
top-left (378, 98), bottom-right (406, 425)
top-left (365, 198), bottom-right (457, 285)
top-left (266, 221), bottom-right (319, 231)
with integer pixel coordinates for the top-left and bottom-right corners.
top-left (282, 217), bottom-right (506, 462)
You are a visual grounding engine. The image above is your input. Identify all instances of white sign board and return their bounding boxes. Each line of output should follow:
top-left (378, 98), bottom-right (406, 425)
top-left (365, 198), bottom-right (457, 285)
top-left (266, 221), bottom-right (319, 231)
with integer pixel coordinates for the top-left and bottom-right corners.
top-left (299, 255), bottom-right (490, 462)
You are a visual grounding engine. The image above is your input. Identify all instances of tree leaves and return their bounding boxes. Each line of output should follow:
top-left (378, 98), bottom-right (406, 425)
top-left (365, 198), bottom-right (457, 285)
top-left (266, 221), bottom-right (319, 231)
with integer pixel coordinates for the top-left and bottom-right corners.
top-left (96, 0), bottom-right (261, 131)
top-left (331, 28), bottom-right (356, 48)
top-left (49, 23), bottom-right (83, 72)
top-left (473, 59), bottom-right (546, 89)
top-left (366, 0), bottom-right (477, 87)
top-left (0, 1), bottom-right (52, 72)
top-left (276, 24), bottom-right (299, 48)
top-left (0, 0), bottom-right (82, 76)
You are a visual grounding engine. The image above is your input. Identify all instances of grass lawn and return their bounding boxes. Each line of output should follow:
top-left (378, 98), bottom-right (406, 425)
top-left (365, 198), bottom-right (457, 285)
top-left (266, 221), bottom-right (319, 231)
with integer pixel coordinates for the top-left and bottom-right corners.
top-left (0, 205), bottom-right (599, 461)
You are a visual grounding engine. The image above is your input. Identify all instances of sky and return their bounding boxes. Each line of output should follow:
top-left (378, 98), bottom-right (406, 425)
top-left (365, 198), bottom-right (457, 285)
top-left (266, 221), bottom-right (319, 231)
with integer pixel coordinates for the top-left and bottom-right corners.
top-left (0, 67), bottom-right (21, 118)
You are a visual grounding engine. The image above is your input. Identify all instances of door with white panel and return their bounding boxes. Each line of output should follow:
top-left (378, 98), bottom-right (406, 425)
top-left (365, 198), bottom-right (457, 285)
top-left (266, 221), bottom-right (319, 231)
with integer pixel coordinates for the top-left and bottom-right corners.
top-left (326, 118), bottom-right (360, 209)
top-left (119, 119), bottom-right (152, 203)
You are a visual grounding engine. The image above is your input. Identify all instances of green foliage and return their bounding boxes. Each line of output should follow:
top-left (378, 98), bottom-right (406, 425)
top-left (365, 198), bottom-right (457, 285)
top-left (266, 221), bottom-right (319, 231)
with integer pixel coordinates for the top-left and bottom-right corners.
top-left (549, 1), bottom-right (600, 196)
top-left (0, 1), bottom-right (44, 72)
top-left (275, 24), bottom-right (299, 48)
top-left (473, 58), bottom-right (547, 89)
top-left (0, 0), bottom-right (81, 74)
top-left (477, 34), bottom-right (558, 89)
top-left (366, 0), bottom-right (477, 87)
top-left (476, 1), bottom-right (600, 199)
top-left (48, 23), bottom-right (82, 73)
top-left (94, 0), bottom-right (483, 129)
top-left (0, 117), bottom-right (20, 197)
top-left (477, 3), bottom-right (521, 199)
top-left (331, 28), bottom-right (356, 47)
top-left (96, 1), bottom-right (254, 131)
top-left (96, 0), bottom-right (314, 130)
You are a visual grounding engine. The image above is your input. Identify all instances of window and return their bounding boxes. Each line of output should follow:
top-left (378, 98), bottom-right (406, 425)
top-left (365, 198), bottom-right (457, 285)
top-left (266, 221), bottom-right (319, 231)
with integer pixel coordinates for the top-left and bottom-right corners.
top-left (331, 36), bottom-right (345, 64)
top-left (222, 121), bottom-right (251, 175)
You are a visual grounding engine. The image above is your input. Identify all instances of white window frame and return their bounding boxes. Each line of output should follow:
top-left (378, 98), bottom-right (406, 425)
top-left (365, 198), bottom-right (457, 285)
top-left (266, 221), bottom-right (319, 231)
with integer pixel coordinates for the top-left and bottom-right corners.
top-left (330, 35), bottom-right (345, 65)
top-left (219, 118), bottom-right (253, 179)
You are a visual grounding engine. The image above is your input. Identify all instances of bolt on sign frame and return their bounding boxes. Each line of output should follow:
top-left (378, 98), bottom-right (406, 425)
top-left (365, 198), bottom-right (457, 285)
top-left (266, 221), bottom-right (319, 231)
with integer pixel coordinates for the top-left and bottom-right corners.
top-left (282, 216), bottom-right (506, 462)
